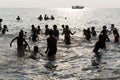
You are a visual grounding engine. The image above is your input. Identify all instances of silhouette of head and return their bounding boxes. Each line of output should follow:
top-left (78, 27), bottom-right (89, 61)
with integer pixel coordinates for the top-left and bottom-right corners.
top-left (3, 25), bottom-right (7, 28)
top-left (111, 24), bottom-right (114, 27)
top-left (31, 25), bottom-right (35, 28)
top-left (38, 26), bottom-right (40, 29)
top-left (91, 27), bottom-right (95, 31)
top-left (45, 25), bottom-right (48, 28)
top-left (53, 25), bottom-right (57, 30)
top-left (34, 46), bottom-right (39, 52)
top-left (62, 25), bottom-right (64, 28)
top-left (66, 25), bottom-right (69, 29)
top-left (0, 19), bottom-right (3, 22)
top-left (19, 31), bottom-right (23, 38)
top-left (103, 25), bottom-right (107, 29)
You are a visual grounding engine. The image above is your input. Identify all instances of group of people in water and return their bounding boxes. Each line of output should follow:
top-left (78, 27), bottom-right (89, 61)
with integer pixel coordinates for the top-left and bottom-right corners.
top-left (83, 24), bottom-right (119, 67)
top-left (1, 16), bottom-right (120, 68)
top-left (38, 14), bottom-right (55, 21)
top-left (0, 19), bottom-right (8, 34)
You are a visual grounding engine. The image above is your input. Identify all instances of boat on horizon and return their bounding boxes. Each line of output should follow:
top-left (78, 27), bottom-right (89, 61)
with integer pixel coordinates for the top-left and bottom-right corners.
top-left (72, 5), bottom-right (84, 9)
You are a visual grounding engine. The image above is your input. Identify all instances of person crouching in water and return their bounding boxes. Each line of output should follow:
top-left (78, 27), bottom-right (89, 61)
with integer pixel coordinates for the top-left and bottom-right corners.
top-left (62, 25), bottom-right (76, 45)
top-left (2, 25), bottom-right (8, 34)
top-left (10, 31), bottom-right (30, 57)
top-left (45, 29), bottom-right (57, 61)
top-left (29, 46), bottom-right (43, 59)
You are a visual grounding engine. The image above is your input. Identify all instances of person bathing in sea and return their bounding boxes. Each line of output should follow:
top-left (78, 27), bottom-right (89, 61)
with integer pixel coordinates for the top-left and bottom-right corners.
top-left (1, 25), bottom-right (8, 34)
top-left (29, 46), bottom-right (43, 59)
top-left (62, 25), bottom-right (76, 45)
top-left (10, 30), bottom-right (30, 57)
top-left (45, 29), bottom-right (57, 61)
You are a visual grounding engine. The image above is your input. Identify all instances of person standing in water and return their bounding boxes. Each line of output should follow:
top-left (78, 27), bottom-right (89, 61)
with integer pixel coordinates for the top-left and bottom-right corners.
top-left (10, 30), bottom-right (30, 57)
top-left (45, 29), bottom-right (57, 61)
top-left (62, 25), bottom-right (76, 45)
top-left (53, 25), bottom-right (59, 40)
top-left (45, 25), bottom-right (49, 36)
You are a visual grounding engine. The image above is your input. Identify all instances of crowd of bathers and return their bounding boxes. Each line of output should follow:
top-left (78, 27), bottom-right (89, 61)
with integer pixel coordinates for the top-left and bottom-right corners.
top-left (0, 16), bottom-right (119, 66)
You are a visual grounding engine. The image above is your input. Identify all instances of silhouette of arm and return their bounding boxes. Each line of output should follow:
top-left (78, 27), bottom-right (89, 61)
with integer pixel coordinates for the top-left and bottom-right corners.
top-left (70, 30), bottom-right (76, 35)
top-left (10, 37), bottom-right (17, 47)
top-left (45, 39), bottom-right (49, 54)
top-left (24, 39), bottom-right (30, 51)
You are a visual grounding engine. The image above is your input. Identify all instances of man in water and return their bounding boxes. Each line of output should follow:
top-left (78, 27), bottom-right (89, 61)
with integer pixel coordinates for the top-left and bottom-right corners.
top-left (62, 25), bottom-right (76, 45)
top-left (53, 25), bottom-right (59, 40)
top-left (45, 29), bottom-right (57, 61)
top-left (10, 30), bottom-right (30, 57)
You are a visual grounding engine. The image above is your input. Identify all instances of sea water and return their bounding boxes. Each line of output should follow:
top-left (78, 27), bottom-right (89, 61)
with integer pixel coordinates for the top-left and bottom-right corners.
top-left (0, 8), bottom-right (120, 79)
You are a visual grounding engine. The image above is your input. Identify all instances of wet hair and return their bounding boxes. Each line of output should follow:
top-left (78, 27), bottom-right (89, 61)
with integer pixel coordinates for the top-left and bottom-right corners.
top-left (34, 46), bottom-right (39, 52)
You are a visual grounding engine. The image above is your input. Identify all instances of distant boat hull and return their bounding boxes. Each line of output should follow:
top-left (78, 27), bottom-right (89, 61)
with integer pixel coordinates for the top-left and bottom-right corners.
top-left (72, 6), bottom-right (84, 9)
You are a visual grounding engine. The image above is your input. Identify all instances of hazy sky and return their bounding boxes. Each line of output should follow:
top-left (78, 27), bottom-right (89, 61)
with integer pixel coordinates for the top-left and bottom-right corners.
top-left (0, 0), bottom-right (119, 8)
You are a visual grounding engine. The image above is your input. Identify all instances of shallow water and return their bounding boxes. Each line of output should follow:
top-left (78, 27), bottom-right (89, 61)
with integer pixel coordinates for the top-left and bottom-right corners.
top-left (0, 8), bottom-right (120, 80)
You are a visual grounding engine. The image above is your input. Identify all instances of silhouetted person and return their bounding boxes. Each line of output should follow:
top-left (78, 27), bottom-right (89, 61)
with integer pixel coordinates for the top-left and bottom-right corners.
top-left (62, 24), bottom-right (66, 34)
top-left (45, 25), bottom-right (49, 36)
top-left (31, 25), bottom-right (37, 33)
top-left (45, 29), bottom-right (57, 61)
top-left (29, 31), bottom-right (39, 42)
top-left (38, 15), bottom-right (43, 21)
top-left (29, 46), bottom-right (43, 59)
top-left (0, 19), bottom-right (3, 31)
top-left (2, 25), bottom-right (8, 34)
top-left (16, 16), bottom-right (20, 21)
top-left (91, 27), bottom-right (96, 36)
top-left (19, 29), bottom-right (26, 38)
top-left (10, 31), bottom-right (30, 57)
top-left (53, 25), bottom-right (59, 39)
top-left (92, 34), bottom-right (106, 66)
top-left (110, 24), bottom-right (115, 33)
top-left (83, 29), bottom-right (87, 37)
top-left (63, 25), bottom-right (76, 45)
top-left (86, 28), bottom-right (91, 41)
top-left (37, 26), bottom-right (42, 34)
top-left (101, 25), bottom-right (110, 42)
top-left (44, 14), bottom-right (49, 20)
top-left (51, 15), bottom-right (55, 20)
top-left (113, 28), bottom-right (119, 43)
top-left (101, 25), bottom-right (110, 36)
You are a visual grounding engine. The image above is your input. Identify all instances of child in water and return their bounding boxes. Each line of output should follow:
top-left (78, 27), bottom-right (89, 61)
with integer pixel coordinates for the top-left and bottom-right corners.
top-left (2, 25), bottom-right (8, 34)
top-left (29, 46), bottom-right (43, 59)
